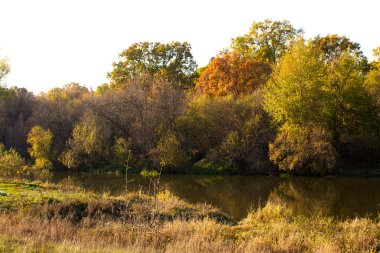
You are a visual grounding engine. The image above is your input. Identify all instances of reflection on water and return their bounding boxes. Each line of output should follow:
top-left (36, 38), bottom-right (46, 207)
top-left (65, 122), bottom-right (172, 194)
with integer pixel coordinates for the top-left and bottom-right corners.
top-left (52, 172), bottom-right (380, 219)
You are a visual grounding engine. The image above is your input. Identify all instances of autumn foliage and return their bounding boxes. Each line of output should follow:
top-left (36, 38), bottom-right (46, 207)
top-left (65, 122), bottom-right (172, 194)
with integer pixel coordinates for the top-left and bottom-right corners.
top-left (195, 52), bottom-right (271, 96)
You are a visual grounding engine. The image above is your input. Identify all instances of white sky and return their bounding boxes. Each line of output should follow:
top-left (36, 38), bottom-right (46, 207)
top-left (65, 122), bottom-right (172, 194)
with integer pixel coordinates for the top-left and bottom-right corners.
top-left (0, 0), bottom-right (379, 93)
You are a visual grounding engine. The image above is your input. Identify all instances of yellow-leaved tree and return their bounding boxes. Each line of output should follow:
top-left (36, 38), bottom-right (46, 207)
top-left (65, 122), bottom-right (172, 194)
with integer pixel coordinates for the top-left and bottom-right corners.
top-left (27, 126), bottom-right (53, 172)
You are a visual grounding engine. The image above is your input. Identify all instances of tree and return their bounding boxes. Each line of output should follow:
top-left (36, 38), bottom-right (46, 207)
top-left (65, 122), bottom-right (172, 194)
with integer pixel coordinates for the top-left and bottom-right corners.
top-left (29, 83), bottom-right (88, 162)
top-left (311, 34), bottom-right (369, 72)
top-left (178, 92), bottom-right (274, 173)
top-left (27, 126), bottom-right (53, 170)
top-left (0, 88), bottom-right (34, 156)
top-left (86, 75), bottom-right (187, 165)
top-left (365, 47), bottom-right (380, 108)
top-left (264, 40), bottom-right (378, 172)
top-left (0, 56), bottom-right (9, 85)
top-left (231, 19), bottom-right (303, 64)
top-left (0, 57), bottom-right (12, 100)
top-left (371, 47), bottom-right (380, 70)
top-left (108, 41), bottom-right (197, 89)
top-left (264, 40), bottom-right (326, 126)
top-left (60, 111), bottom-right (112, 169)
top-left (195, 51), bottom-right (271, 97)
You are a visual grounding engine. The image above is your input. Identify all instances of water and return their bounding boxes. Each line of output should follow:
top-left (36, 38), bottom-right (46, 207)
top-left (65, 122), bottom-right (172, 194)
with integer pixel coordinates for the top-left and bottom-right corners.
top-left (52, 172), bottom-right (380, 220)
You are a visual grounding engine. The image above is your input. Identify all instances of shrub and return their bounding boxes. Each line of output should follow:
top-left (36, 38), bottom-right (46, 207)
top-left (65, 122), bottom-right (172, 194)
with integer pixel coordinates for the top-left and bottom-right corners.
top-left (0, 145), bottom-right (26, 179)
top-left (155, 132), bottom-right (190, 172)
top-left (269, 123), bottom-right (336, 174)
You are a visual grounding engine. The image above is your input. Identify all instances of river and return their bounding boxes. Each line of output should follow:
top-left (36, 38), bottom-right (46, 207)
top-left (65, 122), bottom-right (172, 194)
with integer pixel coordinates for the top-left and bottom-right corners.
top-left (52, 172), bottom-right (380, 219)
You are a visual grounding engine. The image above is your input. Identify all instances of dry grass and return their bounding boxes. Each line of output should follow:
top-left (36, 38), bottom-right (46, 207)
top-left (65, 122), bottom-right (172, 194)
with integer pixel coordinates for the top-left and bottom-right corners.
top-left (0, 180), bottom-right (379, 252)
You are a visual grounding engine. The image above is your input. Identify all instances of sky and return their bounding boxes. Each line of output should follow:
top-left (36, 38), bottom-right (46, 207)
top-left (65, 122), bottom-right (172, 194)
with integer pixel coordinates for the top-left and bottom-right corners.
top-left (0, 0), bottom-right (379, 93)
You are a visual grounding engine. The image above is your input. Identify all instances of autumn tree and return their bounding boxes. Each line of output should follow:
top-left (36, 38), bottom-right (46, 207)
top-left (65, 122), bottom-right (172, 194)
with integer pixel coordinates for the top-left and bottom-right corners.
top-left (264, 40), bottom-right (378, 172)
top-left (365, 47), bottom-right (380, 107)
top-left (29, 83), bottom-right (88, 162)
top-left (108, 41), bottom-right (197, 89)
top-left (86, 75), bottom-right (187, 164)
top-left (195, 51), bottom-right (271, 96)
top-left (231, 19), bottom-right (303, 64)
top-left (0, 88), bottom-right (34, 156)
top-left (60, 111), bottom-right (112, 169)
top-left (179, 92), bottom-right (274, 173)
top-left (27, 126), bottom-right (53, 170)
top-left (311, 34), bottom-right (369, 72)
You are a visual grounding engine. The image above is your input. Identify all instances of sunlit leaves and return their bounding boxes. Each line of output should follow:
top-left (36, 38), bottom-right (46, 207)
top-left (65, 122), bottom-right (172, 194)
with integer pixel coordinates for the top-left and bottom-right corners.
top-left (195, 51), bottom-right (271, 97)
top-left (109, 41), bottom-right (197, 89)
top-left (231, 19), bottom-right (303, 64)
top-left (27, 126), bottom-right (53, 170)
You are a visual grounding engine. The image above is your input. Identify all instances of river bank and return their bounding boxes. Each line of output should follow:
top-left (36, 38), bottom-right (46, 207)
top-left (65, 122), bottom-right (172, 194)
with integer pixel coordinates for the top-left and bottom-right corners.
top-left (0, 179), bottom-right (379, 252)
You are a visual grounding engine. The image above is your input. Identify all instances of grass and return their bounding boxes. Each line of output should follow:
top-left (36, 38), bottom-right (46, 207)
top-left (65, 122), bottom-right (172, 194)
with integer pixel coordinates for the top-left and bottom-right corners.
top-left (0, 178), bottom-right (379, 252)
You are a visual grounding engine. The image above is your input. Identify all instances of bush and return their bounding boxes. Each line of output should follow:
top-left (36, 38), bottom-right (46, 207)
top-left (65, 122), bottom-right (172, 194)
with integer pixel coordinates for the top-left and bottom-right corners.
top-left (0, 145), bottom-right (26, 179)
top-left (269, 123), bottom-right (336, 174)
top-left (155, 132), bottom-right (190, 172)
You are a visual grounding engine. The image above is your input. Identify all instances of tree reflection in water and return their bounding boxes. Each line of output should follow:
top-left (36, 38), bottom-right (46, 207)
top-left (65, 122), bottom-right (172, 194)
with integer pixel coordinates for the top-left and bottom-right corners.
top-left (53, 172), bottom-right (380, 219)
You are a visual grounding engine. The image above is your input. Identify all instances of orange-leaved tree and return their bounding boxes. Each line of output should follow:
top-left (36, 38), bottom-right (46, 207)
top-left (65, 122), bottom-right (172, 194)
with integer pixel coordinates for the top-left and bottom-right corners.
top-left (195, 51), bottom-right (271, 97)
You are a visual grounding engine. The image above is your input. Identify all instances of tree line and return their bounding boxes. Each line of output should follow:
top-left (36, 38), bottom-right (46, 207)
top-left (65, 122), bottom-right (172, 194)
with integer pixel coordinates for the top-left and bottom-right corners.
top-left (1, 19), bottom-right (380, 177)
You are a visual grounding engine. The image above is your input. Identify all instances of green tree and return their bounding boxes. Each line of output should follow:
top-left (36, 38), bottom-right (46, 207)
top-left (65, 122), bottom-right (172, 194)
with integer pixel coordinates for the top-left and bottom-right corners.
top-left (264, 40), bottom-right (325, 126)
top-left (108, 41), bottom-right (197, 89)
top-left (264, 40), bottom-right (378, 172)
top-left (27, 126), bottom-right (53, 170)
top-left (231, 19), bottom-right (303, 64)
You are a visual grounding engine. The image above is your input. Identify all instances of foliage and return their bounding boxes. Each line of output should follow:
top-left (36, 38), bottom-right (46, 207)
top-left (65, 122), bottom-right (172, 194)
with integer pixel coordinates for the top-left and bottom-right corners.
top-left (366, 48), bottom-right (380, 107)
top-left (264, 40), bottom-right (325, 125)
top-left (365, 68), bottom-right (380, 106)
top-left (108, 41), bottom-right (197, 89)
top-left (0, 57), bottom-right (9, 85)
top-left (179, 92), bottom-right (274, 173)
top-left (195, 51), bottom-right (271, 96)
top-left (0, 20), bottom-right (379, 175)
top-left (311, 34), bottom-right (369, 72)
top-left (27, 126), bottom-right (53, 160)
top-left (60, 111), bottom-right (112, 169)
top-left (191, 159), bottom-right (227, 174)
top-left (27, 126), bottom-right (53, 170)
top-left (231, 19), bottom-right (303, 64)
top-left (0, 145), bottom-right (26, 179)
top-left (113, 137), bottom-right (131, 164)
top-left (264, 40), bottom-right (379, 172)
top-left (155, 131), bottom-right (189, 172)
top-left (269, 123), bottom-right (336, 173)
